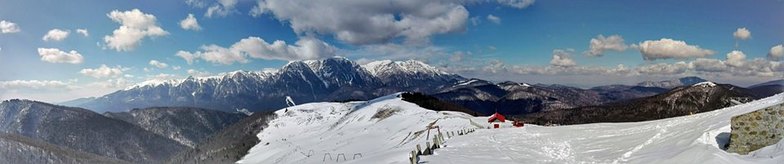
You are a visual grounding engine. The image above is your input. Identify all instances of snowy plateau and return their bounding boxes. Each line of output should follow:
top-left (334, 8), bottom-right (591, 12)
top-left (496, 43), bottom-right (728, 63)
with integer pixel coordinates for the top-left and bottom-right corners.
top-left (239, 93), bottom-right (784, 164)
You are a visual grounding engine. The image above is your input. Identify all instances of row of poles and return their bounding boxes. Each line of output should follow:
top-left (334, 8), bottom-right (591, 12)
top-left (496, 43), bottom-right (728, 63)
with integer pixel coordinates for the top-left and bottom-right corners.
top-left (409, 128), bottom-right (476, 164)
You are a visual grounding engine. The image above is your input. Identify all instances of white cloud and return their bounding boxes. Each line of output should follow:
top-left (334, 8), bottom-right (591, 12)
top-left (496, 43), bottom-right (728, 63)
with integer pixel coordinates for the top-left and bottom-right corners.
top-left (586, 34), bottom-right (627, 57)
top-left (172, 66), bottom-right (181, 70)
top-left (148, 60), bottom-right (169, 69)
top-left (636, 38), bottom-right (714, 61)
top-left (76, 28), bottom-right (89, 37)
top-left (690, 58), bottom-right (727, 72)
top-left (487, 14), bottom-right (501, 24)
top-left (206, 0), bottom-right (238, 17)
top-left (636, 62), bottom-right (688, 75)
top-left (42, 29), bottom-right (70, 41)
top-left (186, 0), bottom-right (208, 8)
top-left (725, 50), bottom-right (746, 67)
top-left (37, 48), bottom-right (84, 64)
top-left (0, 20), bottom-right (20, 33)
top-left (470, 16), bottom-right (481, 26)
top-left (79, 64), bottom-right (127, 78)
top-left (733, 27), bottom-right (751, 40)
top-left (176, 50), bottom-right (198, 64)
top-left (497, 0), bottom-right (535, 9)
top-left (187, 69), bottom-right (212, 77)
top-left (550, 49), bottom-right (577, 67)
top-left (177, 36), bottom-right (336, 65)
top-left (180, 14), bottom-right (202, 31)
top-left (251, 0), bottom-right (469, 45)
top-left (104, 9), bottom-right (168, 51)
top-left (768, 44), bottom-right (783, 61)
top-left (0, 80), bottom-right (73, 89)
top-left (146, 73), bottom-right (179, 81)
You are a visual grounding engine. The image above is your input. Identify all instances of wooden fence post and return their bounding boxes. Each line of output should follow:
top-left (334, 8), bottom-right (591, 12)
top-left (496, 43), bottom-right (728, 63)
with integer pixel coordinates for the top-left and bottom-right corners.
top-left (424, 142), bottom-right (432, 155)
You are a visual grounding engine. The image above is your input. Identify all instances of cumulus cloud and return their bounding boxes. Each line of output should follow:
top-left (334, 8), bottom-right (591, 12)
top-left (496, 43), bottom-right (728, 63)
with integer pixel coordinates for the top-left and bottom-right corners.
top-left (768, 44), bottom-right (783, 61)
top-left (79, 64), bottom-right (127, 78)
top-left (76, 28), bottom-right (89, 37)
top-left (550, 49), bottom-right (577, 67)
top-left (104, 9), bottom-right (168, 51)
top-left (187, 69), bottom-right (212, 77)
top-left (180, 14), bottom-right (202, 31)
top-left (148, 60), bottom-right (169, 68)
top-left (42, 29), bottom-right (70, 41)
top-left (636, 62), bottom-right (688, 75)
top-left (497, 0), bottom-right (535, 9)
top-left (0, 80), bottom-right (73, 89)
top-left (176, 50), bottom-right (198, 64)
top-left (0, 20), bottom-right (20, 33)
top-left (690, 58), bottom-right (727, 72)
top-left (251, 0), bottom-right (469, 45)
top-left (725, 50), bottom-right (746, 67)
top-left (586, 34), bottom-right (627, 57)
top-left (733, 27), bottom-right (751, 40)
top-left (186, 0), bottom-right (208, 8)
top-left (177, 36), bottom-right (336, 65)
top-left (37, 48), bottom-right (84, 64)
top-left (206, 0), bottom-right (238, 17)
top-left (636, 38), bottom-right (714, 61)
top-left (146, 73), bottom-right (180, 82)
top-left (487, 14), bottom-right (501, 24)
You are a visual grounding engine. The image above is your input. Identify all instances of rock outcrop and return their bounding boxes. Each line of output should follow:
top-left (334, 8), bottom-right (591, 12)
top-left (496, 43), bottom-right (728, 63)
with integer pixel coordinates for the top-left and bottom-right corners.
top-left (727, 102), bottom-right (784, 154)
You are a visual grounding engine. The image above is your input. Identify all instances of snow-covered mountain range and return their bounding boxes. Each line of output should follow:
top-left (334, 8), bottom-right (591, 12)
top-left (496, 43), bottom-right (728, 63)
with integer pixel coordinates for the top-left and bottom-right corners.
top-left (64, 57), bottom-right (463, 113)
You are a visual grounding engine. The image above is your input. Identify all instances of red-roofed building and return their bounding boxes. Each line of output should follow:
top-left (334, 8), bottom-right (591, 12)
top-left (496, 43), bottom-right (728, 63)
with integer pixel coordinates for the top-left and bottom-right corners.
top-left (488, 112), bottom-right (506, 128)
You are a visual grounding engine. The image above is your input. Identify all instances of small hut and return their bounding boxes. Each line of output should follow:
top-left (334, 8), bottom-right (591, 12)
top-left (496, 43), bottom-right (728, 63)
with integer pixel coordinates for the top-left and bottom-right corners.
top-left (487, 112), bottom-right (506, 128)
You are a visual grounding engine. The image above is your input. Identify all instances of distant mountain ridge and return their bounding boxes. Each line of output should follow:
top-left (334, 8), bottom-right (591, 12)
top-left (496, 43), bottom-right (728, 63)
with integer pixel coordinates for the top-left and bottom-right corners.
top-left (637, 76), bottom-right (707, 88)
top-left (104, 107), bottom-right (247, 148)
top-left (0, 99), bottom-right (187, 163)
top-left (431, 78), bottom-right (668, 116)
top-left (0, 133), bottom-right (131, 164)
top-left (65, 57), bottom-right (463, 113)
top-left (520, 82), bottom-right (760, 125)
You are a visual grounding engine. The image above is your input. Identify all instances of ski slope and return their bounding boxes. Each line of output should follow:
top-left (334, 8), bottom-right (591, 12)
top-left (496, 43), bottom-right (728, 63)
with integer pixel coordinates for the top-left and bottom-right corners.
top-left (239, 93), bottom-right (784, 164)
top-left (238, 93), bottom-right (482, 164)
top-left (422, 93), bottom-right (784, 164)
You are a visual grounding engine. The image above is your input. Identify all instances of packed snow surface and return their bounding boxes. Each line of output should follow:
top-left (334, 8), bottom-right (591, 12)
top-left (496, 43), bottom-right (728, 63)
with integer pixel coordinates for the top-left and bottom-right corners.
top-left (422, 93), bottom-right (784, 164)
top-left (238, 93), bottom-right (482, 164)
top-left (240, 93), bottom-right (784, 164)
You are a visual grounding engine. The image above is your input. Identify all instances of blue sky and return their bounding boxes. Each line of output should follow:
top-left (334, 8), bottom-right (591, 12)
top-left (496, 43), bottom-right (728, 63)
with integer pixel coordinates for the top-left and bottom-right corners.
top-left (1, 0), bottom-right (783, 102)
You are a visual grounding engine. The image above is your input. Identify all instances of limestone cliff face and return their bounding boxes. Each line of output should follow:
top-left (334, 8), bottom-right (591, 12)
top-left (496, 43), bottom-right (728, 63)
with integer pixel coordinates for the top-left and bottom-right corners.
top-left (728, 102), bottom-right (784, 154)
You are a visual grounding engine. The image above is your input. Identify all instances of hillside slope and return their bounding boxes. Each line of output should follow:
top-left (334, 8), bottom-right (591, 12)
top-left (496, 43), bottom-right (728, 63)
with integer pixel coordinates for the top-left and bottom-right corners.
top-left (166, 112), bottom-right (276, 164)
top-left (238, 93), bottom-right (481, 163)
top-left (0, 133), bottom-right (131, 164)
top-left (0, 99), bottom-right (187, 163)
top-left (421, 93), bottom-right (784, 163)
top-left (521, 82), bottom-right (759, 125)
top-left (104, 107), bottom-right (246, 147)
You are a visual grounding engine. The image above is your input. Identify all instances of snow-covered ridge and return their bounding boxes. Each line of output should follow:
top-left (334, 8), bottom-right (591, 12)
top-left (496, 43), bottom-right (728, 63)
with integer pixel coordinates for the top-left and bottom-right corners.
top-left (123, 70), bottom-right (275, 90)
top-left (455, 79), bottom-right (481, 86)
top-left (362, 59), bottom-right (450, 77)
top-left (693, 81), bottom-right (717, 87)
top-left (238, 93), bottom-right (480, 163)
top-left (124, 57), bottom-right (448, 91)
